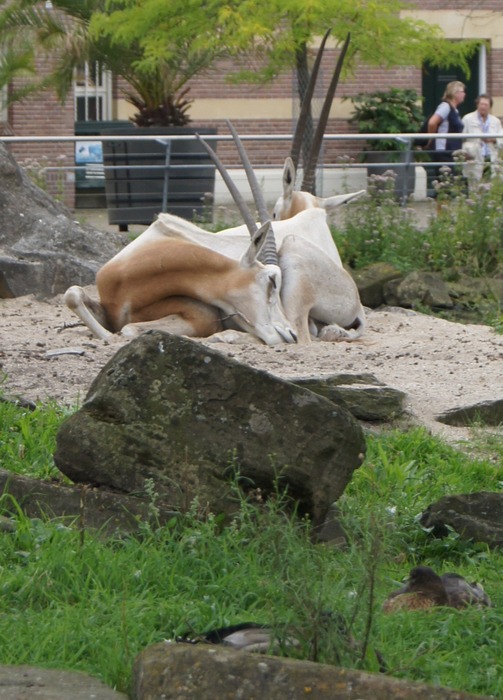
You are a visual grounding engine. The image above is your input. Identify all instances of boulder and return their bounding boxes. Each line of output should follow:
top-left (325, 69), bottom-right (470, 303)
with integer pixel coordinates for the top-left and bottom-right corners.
top-left (0, 469), bottom-right (179, 537)
top-left (294, 373), bottom-right (406, 422)
top-left (132, 642), bottom-right (490, 700)
top-left (384, 271), bottom-right (454, 309)
top-left (54, 331), bottom-right (366, 528)
top-left (353, 262), bottom-right (403, 308)
top-left (0, 665), bottom-right (126, 700)
top-left (448, 274), bottom-right (503, 306)
top-left (420, 492), bottom-right (503, 548)
top-left (0, 142), bottom-right (125, 299)
top-left (436, 399), bottom-right (503, 427)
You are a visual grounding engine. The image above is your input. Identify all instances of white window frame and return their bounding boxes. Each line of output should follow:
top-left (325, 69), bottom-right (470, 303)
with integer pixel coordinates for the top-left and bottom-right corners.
top-left (74, 62), bottom-right (112, 121)
top-left (0, 84), bottom-right (7, 122)
top-left (478, 44), bottom-right (487, 94)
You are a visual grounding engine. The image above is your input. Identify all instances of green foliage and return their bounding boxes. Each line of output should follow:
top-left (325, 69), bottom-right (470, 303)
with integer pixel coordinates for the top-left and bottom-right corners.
top-left (334, 172), bottom-right (426, 269)
top-left (348, 88), bottom-right (425, 152)
top-left (334, 171), bottom-right (503, 278)
top-left (0, 397), bottom-right (69, 480)
top-left (0, 0), bottom-right (227, 126)
top-left (0, 0), bottom-right (479, 126)
top-left (219, 0), bottom-right (478, 84)
top-left (428, 172), bottom-right (503, 275)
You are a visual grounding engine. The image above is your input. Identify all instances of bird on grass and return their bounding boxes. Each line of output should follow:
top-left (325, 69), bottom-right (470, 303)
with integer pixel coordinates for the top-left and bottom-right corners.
top-left (382, 565), bottom-right (492, 613)
top-left (176, 622), bottom-right (299, 653)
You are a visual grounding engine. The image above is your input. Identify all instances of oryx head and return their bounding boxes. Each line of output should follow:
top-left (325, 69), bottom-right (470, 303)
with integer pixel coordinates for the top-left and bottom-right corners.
top-left (196, 126), bottom-right (297, 345)
top-left (272, 31), bottom-right (365, 220)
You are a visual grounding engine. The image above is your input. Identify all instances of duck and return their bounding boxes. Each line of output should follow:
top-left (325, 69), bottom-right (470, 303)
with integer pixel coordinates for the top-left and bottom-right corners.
top-left (382, 565), bottom-right (492, 613)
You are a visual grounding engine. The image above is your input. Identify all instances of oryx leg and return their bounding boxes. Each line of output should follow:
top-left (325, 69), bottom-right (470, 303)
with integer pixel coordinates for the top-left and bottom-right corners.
top-left (119, 297), bottom-right (223, 339)
top-left (205, 329), bottom-right (264, 345)
top-left (64, 286), bottom-right (115, 341)
top-left (279, 235), bottom-right (366, 343)
top-left (317, 317), bottom-right (365, 342)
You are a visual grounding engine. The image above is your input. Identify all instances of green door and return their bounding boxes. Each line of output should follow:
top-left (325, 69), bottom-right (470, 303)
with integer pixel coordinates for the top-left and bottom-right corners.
top-left (422, 49), bottom-right (479, 118)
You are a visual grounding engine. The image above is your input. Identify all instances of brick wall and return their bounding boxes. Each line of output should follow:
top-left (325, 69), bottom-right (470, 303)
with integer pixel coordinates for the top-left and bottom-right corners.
top-left (490, 49), bottom-right (503, 99)
top-left (410, 0), bottom-right (503, 8)
top-left (7, 54), bottom-right (75, 206)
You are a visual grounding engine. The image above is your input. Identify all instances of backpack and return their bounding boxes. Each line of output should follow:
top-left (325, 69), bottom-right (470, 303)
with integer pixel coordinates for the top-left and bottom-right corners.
top-left (413, 115), bottom-right (433, 150)
top-left (413, 102), bottom-right (455, 150)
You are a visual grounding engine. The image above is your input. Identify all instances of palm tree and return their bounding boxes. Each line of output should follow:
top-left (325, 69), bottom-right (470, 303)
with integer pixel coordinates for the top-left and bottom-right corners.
top-left (0, 0), bottom-right (226, 126)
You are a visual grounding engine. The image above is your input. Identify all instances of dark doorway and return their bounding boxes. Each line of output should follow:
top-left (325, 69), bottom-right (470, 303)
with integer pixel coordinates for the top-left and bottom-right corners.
top-left (422, 49), bottom-right (480, 118)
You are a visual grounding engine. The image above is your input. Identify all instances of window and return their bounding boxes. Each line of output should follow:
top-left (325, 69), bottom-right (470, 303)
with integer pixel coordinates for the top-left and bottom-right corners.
top-left (74, 62), bottom-right (112, 122)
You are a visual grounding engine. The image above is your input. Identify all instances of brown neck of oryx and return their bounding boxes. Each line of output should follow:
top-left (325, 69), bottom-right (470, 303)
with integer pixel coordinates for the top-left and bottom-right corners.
top-left (96, 239), bottom-right (254, 324)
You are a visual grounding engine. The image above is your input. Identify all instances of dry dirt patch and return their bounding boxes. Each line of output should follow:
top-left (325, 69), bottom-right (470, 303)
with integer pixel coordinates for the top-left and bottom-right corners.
top-left (1, 290), bottom-right (502, 445)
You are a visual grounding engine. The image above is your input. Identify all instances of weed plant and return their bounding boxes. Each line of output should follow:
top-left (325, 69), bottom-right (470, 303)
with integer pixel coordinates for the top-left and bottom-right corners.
top-left (0, 398), bottom-right (503, 696)
top-left (427, 172), bottom-right (503, 275)
top-left (333, 170), bottom-right (503, 279)
top-left (333, 173), bottom-right (427, 272)
top-left (0, 398), bottom-right (69, 480)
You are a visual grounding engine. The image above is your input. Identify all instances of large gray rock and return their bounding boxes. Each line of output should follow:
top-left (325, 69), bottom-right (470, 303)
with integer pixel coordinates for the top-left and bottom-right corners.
top-left (54, 331), bottom-right (366, 527)
top-left (294, 373), bottom-right (406, 422)
top-left (384, 271), bottom-right (454, 309)
top-left (437, 399), bottom-right (503, 427)
top-left (0, 469), bottom-right (179, 537)
top-left (0, 665), bottom-right (126, 699)
top-left (0, 142), bottom-right (125, 299)
top-left (448, 274), bottom-right (503, 307)
top-left (353, 262), bottom-right (403, 308)
top-left (132, 643), bottom-right (490, 700)
top-left (420, 492), bottom-right (503, 548)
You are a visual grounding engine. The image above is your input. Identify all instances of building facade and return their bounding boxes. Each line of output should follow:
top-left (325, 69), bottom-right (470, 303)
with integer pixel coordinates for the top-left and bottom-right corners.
top-left (2, 2), bottom-right (503, 208)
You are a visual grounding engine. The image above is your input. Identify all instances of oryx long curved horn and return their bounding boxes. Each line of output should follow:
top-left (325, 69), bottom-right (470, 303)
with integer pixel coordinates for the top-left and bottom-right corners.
top-left (225, 120), bottom-right (279, 266)
top-left (225, 120), bottom-right (270, 224)
top-left (251, 220), bottom-right (278, 266)
top-left (290, 27), bottom-right (332, 172)
top-left (195, 133), bottom-right (258, 235)
top-left (196, 129), bottom-right (279, 266)
top-left (301, 32), bottom-right (351, 194)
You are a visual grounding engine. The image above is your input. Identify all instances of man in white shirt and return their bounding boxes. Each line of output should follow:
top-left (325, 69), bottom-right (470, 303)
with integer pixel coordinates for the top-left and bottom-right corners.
top-left (462, 94), bottom-right (503, 186)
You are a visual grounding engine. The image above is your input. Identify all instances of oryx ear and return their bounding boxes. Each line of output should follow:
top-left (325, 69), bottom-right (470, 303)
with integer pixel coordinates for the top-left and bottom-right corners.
top-left (282, 157), bottom-right (296, 199)
top-left (240, 221), bottom-right (273, 267)
top-left (322, 189), bottom-right (366, 212)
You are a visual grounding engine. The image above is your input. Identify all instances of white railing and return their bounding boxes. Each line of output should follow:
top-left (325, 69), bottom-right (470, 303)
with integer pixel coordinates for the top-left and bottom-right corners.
top-left (0, 132), bottom-right (488, 224)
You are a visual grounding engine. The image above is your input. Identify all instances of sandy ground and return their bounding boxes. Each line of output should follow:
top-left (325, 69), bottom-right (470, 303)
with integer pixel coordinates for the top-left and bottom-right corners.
top-left (1, 289), bottom-right (502, 448)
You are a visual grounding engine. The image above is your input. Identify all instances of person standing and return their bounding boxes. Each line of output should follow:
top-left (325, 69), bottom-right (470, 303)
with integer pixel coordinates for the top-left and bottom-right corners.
top-left (425, 80), bottom-right (466, 198)
top-left (462, 94), bottom-right (503, 186)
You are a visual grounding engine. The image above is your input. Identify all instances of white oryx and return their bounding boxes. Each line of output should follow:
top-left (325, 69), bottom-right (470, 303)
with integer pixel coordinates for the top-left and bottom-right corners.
top-left (65, 29), bottom-right (366, 345)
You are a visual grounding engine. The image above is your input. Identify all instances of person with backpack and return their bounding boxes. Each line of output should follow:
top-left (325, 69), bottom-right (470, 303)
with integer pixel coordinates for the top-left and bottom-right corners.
top-left (424, 80), bottom-right (466, 200)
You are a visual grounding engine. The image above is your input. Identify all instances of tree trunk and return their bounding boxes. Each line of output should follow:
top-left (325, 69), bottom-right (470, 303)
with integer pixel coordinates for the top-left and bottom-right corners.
top-left (295, 42), bottom-right (316, 193)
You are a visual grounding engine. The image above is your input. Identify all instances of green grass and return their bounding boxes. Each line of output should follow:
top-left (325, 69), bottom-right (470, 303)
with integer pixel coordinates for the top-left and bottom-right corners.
top-left (0, 399), bottom-right (70, 480)
top-left (0, 400), bottom-right (503, 697)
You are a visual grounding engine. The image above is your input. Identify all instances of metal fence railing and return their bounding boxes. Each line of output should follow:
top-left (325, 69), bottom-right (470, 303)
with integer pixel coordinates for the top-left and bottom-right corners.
top-left (1, 132), bottom-right (490, 228)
